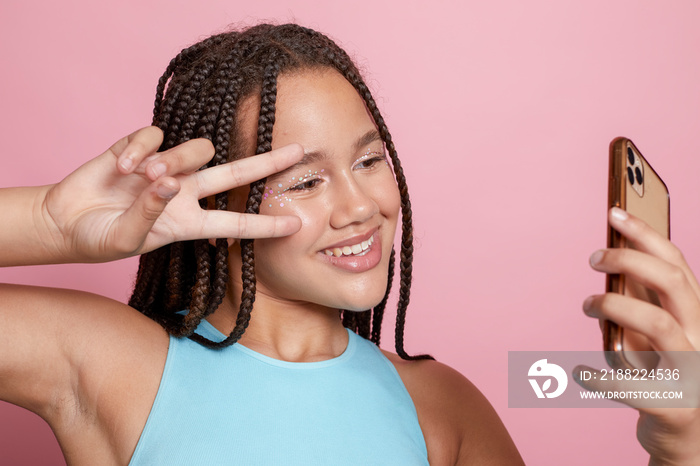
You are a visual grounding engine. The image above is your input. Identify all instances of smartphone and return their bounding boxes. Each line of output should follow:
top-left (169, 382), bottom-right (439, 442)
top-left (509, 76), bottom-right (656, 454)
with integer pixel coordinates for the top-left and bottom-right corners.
top-left (604, 137), bottom-right (670, 370)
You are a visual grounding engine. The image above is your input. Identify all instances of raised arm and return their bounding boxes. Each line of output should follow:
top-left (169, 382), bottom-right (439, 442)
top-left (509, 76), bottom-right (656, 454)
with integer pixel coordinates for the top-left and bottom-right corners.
top-left (0, 126), bottom-right (304, 421)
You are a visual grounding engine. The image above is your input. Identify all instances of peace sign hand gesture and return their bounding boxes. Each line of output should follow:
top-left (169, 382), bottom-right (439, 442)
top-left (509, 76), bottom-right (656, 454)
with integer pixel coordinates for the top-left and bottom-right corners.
top-left (32, 126), bottom-right (302, 264)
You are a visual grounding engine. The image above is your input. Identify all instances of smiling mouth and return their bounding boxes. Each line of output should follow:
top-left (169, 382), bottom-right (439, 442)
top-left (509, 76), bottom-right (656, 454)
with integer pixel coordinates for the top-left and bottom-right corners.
top-left (323, 235), bottom-right (375, 258)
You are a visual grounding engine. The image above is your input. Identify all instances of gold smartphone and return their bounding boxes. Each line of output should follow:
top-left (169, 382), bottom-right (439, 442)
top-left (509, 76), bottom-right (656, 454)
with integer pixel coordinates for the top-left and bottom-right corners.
top-left (604, 137), bottom-right (670, 370)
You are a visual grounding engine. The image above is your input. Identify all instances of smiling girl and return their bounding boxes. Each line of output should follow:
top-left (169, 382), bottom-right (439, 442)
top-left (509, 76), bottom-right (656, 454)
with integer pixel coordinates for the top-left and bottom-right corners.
top-left (0, 24), bottom-right (523, 465)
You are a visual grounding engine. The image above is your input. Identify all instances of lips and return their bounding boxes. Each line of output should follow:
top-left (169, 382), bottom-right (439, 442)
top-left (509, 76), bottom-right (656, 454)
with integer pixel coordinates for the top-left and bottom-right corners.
top-left (319, 231), bottom-right (382, 272)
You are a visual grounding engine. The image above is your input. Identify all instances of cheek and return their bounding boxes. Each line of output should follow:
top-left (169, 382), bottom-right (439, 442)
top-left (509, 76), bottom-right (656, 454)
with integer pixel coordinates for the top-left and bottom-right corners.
top-left (375, 177), bottom-right (401, 219)
top-left (253, 214), bottom-right (322, 283)
top-left (261, 184), bottom-right (293, 211)
top-left (258, 193), bottom-right (326, 245)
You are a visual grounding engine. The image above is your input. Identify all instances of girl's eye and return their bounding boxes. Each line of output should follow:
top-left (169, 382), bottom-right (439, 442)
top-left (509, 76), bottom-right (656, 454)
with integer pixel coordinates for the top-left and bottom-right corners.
top-left (355, 155), bottom-right (387, 170)
top-left (287, 178), bottom-right (322, 191)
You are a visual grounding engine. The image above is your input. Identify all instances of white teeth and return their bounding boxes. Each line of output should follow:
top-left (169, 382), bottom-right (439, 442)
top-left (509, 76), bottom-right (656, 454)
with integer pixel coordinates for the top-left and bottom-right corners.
top-left (324, 235), bottom-right (374, 258)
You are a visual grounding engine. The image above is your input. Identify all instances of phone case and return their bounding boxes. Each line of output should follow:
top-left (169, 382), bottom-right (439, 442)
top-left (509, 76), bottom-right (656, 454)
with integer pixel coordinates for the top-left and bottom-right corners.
top-left (604, 137), bottom-right (670, 370)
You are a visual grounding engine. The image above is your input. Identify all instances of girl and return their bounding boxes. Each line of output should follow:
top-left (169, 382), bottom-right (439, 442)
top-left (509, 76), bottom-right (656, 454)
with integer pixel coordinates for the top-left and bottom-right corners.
top-left (0, 24), bottom-right (522, 465)
top-left (4, 22), bottom-right (698, 466)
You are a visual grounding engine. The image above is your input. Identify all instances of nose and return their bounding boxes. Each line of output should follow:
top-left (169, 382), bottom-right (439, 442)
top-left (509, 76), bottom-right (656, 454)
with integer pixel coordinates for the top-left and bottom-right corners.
top-left (329, 173), bottom-right (379, 229)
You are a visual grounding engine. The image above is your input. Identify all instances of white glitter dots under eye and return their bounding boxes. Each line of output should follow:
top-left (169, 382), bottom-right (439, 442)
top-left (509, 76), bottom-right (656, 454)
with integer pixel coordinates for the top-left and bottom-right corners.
top-left (353, 148), bottom-right (388, 167)
top-left (262, 168), bottom-right (330, 208)
top-left (264, 183), bottom-right (295, 208)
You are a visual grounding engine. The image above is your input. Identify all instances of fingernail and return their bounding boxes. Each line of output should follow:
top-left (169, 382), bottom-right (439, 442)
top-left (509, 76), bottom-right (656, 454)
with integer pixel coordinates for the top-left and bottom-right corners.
top-left (120, 157), bottom-right (133, 172)
top-left (156, 183), bottom-right (178, 199)
top-left (589, 250), bottom-right (604, 266)
top-left (611, 207), bottom-right (628, 222)
top-left (150, 163), bottom-right (166, 179)
top-left (582, 295), bottom-right (594, 312)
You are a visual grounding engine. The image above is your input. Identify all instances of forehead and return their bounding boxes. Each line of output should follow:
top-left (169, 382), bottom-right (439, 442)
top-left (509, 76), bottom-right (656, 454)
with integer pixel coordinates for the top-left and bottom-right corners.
top-left (236, 68), bottom-right (377, 157)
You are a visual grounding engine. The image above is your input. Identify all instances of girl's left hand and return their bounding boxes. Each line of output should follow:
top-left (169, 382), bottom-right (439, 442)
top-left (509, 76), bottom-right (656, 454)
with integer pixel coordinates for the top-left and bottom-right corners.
top-left (577, 207), bottom-right (700, 465)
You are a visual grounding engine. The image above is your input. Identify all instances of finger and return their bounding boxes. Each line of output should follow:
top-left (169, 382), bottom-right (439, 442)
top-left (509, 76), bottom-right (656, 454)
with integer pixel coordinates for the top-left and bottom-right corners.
top-left (192, 211), bottom-right (302, 240)
top-left (582, 293), bottom-right (695, 352)
top-left (609, 207), bottom-right (700, 299)
top-left (193, 144), bottom-right (304, 198)
top-left (609, 207), bottom-right (670, 258)
top-left (589, 248), bottom-right (700, 329)
top-left (112, 127), bottom-right (165, 174)
top-left (109, 177), bottom-right (180, 254)
top-left (142, 138), bottom-right (216, 181)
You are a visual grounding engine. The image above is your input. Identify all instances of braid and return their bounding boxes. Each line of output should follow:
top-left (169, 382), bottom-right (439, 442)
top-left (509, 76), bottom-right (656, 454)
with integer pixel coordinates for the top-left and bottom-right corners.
top-left (131, 24), bottom-right (429, 360)
top-left (370, 249), bottom-right (395, 346)
top-left (231, 58), bottom-right (282, 341)
top-left (164, 242), bottom-right (185, 312)
top-left (341, 310), bottom-right (358, 332)
top-left (153, 33), bottom-right (233, 132)
top-left (129, 246), bottom-right (168, 321)
top-left (190, 55), bottom-right (283, 348)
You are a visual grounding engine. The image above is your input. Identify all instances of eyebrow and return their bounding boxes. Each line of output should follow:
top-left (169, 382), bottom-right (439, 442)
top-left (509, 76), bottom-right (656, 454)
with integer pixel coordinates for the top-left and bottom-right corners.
top-left (269, 129), bottom-right (383, 180)
top-left (353, 129), bottom-right (382, 153)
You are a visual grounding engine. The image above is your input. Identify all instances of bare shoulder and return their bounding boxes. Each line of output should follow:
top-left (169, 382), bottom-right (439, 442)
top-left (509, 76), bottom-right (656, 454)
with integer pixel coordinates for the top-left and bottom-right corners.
top-left (1, 283), bottom-right (166, 358)
top-left (382, 350), bottom-right (524, 466)
top-left (1, 284), bottom-right (169, 463)
top-left (0, 284), bottom-right (167, 414)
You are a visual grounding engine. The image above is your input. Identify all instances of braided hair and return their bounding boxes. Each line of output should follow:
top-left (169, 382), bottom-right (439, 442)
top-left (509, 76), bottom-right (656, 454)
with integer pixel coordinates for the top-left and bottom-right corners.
top-left (129, 23), bottom-right (432, 360)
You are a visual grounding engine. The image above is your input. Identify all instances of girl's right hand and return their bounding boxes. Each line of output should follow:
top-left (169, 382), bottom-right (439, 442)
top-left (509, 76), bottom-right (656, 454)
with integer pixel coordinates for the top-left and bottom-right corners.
top-left (41, 126), bottom-right (303, 263)
top-left (577, 208), bottom-right (700, 465)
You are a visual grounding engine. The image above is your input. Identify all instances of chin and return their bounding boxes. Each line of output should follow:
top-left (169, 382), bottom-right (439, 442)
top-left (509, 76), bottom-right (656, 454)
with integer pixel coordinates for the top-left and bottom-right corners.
top-left (348, 272), bottom-right (392, 310)
top-left (333, 286), bottom-right (388, 312)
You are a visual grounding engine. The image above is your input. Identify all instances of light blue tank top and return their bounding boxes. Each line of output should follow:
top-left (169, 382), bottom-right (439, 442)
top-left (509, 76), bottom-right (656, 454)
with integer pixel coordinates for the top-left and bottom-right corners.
top-left (129, 321), bottom-right (429, 465)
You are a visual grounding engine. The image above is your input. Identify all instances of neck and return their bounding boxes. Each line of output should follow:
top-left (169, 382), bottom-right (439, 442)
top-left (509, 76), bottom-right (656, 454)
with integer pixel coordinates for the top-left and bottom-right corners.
top-left (207, 280), bottom-right (349, 363)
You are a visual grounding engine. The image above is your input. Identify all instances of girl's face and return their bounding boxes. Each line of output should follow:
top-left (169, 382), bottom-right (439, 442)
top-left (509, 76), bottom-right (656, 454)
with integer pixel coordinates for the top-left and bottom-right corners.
top-left (237, 69), bottom-right (400, 312)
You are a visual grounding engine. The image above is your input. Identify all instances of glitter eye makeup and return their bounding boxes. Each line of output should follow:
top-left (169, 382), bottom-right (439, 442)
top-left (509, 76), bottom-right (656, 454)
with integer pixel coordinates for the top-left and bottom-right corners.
top-left (352, 148), bottom-right (388, 169)
top-left (262, 149), bottom-right (386, 209)
top-left (263, 169), bottom-right (326, 208)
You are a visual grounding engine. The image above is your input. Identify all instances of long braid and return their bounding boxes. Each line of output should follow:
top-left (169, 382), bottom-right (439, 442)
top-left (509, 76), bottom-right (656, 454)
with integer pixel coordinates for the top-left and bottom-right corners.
top-left (163, 55), bottom-right (220, 332)
top-left (341, 310), bottom-right (358, 333)
top-left (155, 37), bottom-right (256, 339)
top-left (232, 57), bottom-right (282, 341)
top-left (189, 54), bottom-right (284, 348)
top-left (370, 248), bottom-right (395, 346)
top-left (164, 242), bottom-right (185, 312)
top-left (356, 311), bottom-right (372, 339)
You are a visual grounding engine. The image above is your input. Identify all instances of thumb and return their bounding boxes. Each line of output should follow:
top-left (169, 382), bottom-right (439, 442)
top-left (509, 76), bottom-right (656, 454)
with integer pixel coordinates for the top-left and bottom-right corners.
top-left (111, 177), bottom-right (180, 255)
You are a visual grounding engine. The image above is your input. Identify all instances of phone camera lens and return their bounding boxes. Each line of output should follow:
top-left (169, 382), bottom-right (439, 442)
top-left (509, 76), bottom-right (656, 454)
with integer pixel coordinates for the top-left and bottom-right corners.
top-left (627, 147), bottom-right (635, 165)
top-left (627, 167), bottom-right (635, 184)
top-left (635, 167), bottom-right (643, 185)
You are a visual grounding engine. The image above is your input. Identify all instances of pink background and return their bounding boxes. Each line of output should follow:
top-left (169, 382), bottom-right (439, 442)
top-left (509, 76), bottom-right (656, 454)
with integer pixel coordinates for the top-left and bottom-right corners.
top-left (1, 1), bottom-right (699, 464)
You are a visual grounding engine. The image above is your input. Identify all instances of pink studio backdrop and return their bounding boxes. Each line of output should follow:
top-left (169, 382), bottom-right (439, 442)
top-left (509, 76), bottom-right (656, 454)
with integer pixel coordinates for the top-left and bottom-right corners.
top-left (1, 1), bottom-right (699, 464)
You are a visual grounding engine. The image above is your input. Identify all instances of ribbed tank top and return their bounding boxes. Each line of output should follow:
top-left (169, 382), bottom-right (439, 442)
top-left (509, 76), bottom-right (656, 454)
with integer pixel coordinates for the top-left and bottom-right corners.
top-left (128, 320), bottom-right (429, 465)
